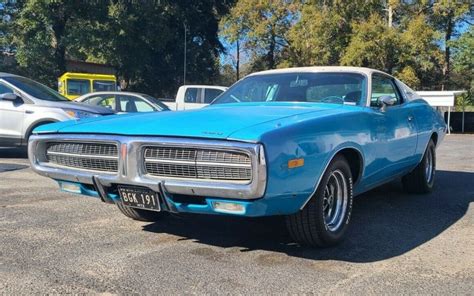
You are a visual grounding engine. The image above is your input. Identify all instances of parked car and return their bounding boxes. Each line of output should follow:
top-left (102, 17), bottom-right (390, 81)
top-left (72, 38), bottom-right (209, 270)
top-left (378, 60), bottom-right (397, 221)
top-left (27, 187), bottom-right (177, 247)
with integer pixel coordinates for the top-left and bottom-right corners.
top-left (75, 91), bottom-right (170, 113)
top-left (0, 73), bottom-right (114, 148)
top-left (163, 85), bottom-right (227, 110)
top-left (28, 67), bottom-right (446, 247)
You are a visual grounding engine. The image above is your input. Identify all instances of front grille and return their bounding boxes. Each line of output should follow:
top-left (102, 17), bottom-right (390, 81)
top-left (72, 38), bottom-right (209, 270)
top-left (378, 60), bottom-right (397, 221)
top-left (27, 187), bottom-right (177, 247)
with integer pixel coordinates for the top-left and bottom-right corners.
top-left (143, 146), bottom-right (252, 181)
top-left (46, 142), bottom-right (118, 172)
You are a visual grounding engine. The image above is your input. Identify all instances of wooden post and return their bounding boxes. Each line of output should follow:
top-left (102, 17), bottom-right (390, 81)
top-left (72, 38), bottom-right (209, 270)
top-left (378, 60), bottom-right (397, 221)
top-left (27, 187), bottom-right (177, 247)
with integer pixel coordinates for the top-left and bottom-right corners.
top-left (447, 106), bottom-right (451, 135)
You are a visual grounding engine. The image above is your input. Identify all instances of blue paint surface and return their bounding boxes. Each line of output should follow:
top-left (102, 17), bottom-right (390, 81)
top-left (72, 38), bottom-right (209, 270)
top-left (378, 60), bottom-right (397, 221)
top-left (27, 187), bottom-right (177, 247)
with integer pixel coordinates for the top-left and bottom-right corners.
top-left (42, 98), bottom-right (446, 216)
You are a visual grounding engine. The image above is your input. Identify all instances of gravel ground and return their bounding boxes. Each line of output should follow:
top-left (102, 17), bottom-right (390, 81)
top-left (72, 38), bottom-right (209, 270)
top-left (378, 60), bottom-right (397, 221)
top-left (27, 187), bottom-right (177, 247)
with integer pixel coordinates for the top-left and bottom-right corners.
top-left (0, 135), bottom-right (473, 295)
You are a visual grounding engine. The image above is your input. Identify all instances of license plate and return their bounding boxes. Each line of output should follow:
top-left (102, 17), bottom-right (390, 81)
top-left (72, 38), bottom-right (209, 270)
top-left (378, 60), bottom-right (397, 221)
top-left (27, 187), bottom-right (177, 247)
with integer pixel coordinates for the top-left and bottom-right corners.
top-left (118, 186), bottom-right (161, 211)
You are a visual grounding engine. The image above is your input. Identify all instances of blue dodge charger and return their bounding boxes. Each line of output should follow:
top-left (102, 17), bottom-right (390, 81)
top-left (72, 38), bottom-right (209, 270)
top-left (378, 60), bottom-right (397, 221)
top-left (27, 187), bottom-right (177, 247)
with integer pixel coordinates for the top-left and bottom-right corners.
top-left (28, 67), bottom-right (446, 247)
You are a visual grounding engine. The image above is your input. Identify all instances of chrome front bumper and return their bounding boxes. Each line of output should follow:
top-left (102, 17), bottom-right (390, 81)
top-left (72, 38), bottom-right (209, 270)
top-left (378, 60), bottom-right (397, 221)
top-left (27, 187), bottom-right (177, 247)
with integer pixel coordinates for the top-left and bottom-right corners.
top-left (28, 134), bottom-right (267, 199)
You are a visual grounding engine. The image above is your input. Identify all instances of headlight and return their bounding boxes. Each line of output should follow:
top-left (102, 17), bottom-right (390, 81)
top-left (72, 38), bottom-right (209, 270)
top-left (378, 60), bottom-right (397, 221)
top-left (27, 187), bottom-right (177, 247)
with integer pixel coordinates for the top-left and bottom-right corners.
top-left (63, 109), bottom-right (101, 119)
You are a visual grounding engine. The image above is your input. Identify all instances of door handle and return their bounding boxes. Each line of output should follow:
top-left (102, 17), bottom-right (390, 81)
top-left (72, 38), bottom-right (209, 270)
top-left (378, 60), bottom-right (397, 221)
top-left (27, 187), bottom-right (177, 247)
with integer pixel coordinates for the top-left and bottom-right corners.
top-left (25, 110), bottom-right (34, 114)
top-left (408, 115), bottom-right (414, 122)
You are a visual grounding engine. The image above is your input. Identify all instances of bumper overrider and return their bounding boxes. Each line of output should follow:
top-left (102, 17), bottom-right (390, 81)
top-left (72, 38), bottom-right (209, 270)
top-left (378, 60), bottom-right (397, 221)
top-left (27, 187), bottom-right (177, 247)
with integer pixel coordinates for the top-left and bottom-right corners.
top-left (28, 134), bottom-right (269, 216)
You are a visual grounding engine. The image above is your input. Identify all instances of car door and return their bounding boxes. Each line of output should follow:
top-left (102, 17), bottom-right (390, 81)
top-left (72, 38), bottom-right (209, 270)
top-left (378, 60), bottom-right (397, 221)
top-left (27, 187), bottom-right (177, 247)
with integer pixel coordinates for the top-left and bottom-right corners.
top-left (203, 88), bottom-right (225, 105)
top-left (182, 87), bottom-right (203, 110)
top-left (0, 83), bottom-right (25, 146)
top-left (369, 73), bottom-right (417, 181)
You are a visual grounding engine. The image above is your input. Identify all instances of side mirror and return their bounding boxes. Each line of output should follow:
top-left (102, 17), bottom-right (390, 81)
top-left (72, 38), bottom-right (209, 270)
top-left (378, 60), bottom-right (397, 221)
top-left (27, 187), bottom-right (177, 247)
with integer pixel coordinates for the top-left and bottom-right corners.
top-left (0, 93), bottom-right (19, 101)
top-left (378, 95), bottom-right (396, 111)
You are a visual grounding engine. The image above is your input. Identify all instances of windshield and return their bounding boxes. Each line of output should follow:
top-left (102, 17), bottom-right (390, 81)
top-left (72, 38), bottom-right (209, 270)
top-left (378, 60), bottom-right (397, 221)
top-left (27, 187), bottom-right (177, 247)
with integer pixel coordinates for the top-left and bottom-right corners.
top-left (142, 95), bottom-right (171, 111)
top-left (4, 76), bottom-right (68, 101)
top-left (212, 72), bottom-right (367, 106)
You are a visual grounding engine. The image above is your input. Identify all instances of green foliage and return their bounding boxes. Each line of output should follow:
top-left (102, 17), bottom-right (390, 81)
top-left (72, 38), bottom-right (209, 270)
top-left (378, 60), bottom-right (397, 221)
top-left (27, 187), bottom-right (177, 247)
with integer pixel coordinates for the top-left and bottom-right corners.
top-left (451, 26), bottom-right (474, 77)
top-left (455, 91), bottom-right (473, 112)
top-left (395, 66), bottom-right (421, 89)
top-left (1, 0), bottom-right (233, 95)
top-left (1, 0), bottom-right (472, 94)
top-left (341, 14), bottom-right (401, 73)
top-left (283, 5), bottom-right (344, 67)
top-left (220, 0), bottom-right (300, 69)
top-left (7, 1), bottom-right (105, 87)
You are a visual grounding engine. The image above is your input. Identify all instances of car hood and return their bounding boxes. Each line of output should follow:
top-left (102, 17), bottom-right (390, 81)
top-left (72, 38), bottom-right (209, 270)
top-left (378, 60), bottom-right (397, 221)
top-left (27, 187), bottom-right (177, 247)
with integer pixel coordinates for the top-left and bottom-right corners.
top-left (34, 102), bottom-right (346, 141)
top-left (35, 100), bottom-right (115, 115)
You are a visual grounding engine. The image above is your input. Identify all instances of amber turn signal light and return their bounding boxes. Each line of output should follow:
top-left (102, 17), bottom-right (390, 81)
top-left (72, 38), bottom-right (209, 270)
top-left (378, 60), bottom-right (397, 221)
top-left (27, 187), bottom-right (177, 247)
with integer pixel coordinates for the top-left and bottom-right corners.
top-left (288, 158), bottom-right (304, 168)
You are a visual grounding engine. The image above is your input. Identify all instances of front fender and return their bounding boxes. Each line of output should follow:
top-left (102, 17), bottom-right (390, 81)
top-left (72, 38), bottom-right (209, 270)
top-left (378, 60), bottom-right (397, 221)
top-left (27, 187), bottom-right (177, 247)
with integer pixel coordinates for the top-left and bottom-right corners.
top-left (257, 111), bottom-right (370, 214)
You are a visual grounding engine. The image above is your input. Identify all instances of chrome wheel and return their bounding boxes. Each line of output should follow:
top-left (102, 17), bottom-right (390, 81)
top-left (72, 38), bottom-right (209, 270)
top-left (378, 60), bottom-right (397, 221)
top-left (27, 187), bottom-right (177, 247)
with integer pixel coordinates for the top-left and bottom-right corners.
top-left (425, 147), bottom-right (434, 183)
top-left (322, 169), bottom-right (348, 232)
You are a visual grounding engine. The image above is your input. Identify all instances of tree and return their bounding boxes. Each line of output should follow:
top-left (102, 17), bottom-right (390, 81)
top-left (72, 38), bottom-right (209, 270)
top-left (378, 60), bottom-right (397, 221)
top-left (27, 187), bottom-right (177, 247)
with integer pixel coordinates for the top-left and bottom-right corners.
top-left (0, 1), bottom-right (18, 73)
top-left (90, 0), bottom-right (232, 96)
top-left (341, 14), bottom-right (401, 73)
top-left (283, 5), bottom-right (344, 67)
top-left (282, 0), bottom-right (386, 68)
top-left (220, 0), bottom-right (300, 70)
top-left (430, 1), bottom-right (472, 89)
top-left (451, 26), bottom-right (474, 132)
top-left (2, 0), bottom-right (233, 96)
top-left (8, 1), bottom-right (104, 86)
top-left (397, 14), bottom-right (443, 89)
top-left (451, 26), bottom-right (474, 89)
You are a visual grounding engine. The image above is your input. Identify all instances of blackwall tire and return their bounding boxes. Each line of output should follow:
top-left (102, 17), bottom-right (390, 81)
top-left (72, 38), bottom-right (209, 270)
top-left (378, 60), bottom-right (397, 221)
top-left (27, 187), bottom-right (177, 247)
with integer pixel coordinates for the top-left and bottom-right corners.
top-left (402, 139), bottom-right (436, 194)
top-left (116, 202), bottom-right (166, 222)
top-left (285, 155), bottom-right (353, 247)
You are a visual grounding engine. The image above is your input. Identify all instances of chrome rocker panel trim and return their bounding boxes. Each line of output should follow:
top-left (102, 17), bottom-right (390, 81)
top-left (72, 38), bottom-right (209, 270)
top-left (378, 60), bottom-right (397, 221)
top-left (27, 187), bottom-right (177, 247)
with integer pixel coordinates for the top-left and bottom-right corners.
top-left (28, 134), bottom-right (267, 200)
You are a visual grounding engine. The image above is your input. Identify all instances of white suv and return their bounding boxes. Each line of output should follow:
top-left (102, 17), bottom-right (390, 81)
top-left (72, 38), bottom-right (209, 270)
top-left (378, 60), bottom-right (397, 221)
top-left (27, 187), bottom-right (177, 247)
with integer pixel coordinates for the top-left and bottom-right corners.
top-left (0, 73), bottom-right (114, 147)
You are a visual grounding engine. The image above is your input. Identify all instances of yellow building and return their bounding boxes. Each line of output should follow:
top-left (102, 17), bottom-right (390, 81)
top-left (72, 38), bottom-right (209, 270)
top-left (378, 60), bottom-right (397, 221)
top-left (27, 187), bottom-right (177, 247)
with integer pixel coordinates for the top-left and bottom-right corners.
top-left (58, 72), bottom-right (117, 100)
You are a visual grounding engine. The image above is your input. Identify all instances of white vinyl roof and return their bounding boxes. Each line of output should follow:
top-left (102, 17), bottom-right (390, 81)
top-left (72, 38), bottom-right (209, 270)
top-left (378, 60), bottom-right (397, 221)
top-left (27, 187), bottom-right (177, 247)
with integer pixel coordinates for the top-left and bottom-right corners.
top-left (248, 66), bottom-right (386, 77)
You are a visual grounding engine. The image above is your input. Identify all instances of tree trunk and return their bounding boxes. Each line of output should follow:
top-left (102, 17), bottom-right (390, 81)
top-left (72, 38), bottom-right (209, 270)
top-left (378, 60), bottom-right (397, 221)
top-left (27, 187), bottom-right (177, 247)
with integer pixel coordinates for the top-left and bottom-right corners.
top-left (51, 8), bottom-right (68, 77)
top-left (267, 33), bottom-right (276, 69)
top-left (388, 4), bottom-right (393, 28)
top-left (442, 16), bottom-right (453, 91)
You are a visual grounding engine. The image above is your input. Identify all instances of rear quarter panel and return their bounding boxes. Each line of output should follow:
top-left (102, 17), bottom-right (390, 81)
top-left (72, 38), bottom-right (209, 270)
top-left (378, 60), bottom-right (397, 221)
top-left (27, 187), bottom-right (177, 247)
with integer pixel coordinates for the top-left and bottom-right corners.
top-left (410, 99), bottom-right (446, 161)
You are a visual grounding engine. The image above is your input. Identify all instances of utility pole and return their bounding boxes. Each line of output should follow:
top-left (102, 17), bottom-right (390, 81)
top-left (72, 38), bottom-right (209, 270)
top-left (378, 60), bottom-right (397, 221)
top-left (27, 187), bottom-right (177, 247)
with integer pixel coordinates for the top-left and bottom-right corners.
top-left (183, 22), bottom-right (187, 85)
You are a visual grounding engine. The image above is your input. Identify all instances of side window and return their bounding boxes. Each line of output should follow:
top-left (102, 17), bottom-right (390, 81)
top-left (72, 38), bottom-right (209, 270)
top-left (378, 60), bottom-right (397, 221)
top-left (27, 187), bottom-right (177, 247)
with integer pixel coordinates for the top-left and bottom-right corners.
top-left (135, 99), bottom-right (154, 112)
top-left (203, 88), bottom-right (224, 103)
top-left (184, 88), bottom-right (199, 103)
top-left (396, 80), bottom-right (421, 101)
top-left (0, 83), bottom-right (14, 95)
top-left (371, 74), bottom-right (401, 107)
top-left (118, 95), bottom-right (135, 112)
top-left (117, 95), bottom-right (154, 112)
top-left (84, 95), bottom-right (116, 110)
top-left (98, 96), bottom-right (116, 110)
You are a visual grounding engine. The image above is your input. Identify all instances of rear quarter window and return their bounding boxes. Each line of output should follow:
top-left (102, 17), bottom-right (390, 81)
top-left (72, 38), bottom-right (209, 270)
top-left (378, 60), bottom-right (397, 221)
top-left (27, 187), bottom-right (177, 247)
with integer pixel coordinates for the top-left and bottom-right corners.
top-left (396, 80), bottom-right (421, 102)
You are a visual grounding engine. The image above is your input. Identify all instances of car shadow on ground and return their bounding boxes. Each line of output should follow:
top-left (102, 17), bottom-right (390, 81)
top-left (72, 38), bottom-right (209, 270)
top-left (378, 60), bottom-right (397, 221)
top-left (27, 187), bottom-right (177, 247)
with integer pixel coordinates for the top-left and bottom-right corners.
top-left (0, 148), bottom-right (29, 172)
top-left (143, 170), bottom-right (474, 263)
top-left (0, 148), bottom-right (28, 159)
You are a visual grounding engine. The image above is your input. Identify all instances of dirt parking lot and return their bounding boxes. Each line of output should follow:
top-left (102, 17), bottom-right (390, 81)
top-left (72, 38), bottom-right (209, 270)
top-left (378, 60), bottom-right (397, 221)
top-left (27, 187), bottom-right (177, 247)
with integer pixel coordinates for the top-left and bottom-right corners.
top-left (0, 135), bottom-right (473, 295)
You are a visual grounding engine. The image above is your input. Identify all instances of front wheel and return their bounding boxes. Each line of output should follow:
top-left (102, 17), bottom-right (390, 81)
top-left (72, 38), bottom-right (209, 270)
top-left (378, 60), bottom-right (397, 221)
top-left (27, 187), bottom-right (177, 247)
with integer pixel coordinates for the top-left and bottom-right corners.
top-left (285, 155), bottom-right (354, 247)
top-left (402, 139), bottom-right (436, 194)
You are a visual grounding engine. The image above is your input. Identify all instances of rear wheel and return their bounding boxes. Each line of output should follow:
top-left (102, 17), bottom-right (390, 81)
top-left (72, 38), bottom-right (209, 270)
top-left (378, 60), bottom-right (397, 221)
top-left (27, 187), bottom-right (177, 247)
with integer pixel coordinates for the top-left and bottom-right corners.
top-left (285, 155), bottom-right (353, 247)
top-left (402, 139), bottom-right (436, 194)
top-left (116, 202), bottom-right (166, 222)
